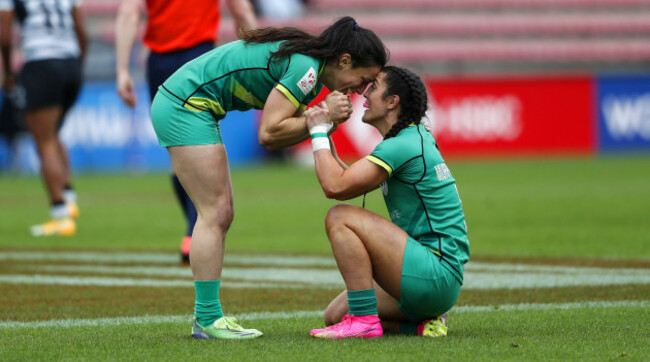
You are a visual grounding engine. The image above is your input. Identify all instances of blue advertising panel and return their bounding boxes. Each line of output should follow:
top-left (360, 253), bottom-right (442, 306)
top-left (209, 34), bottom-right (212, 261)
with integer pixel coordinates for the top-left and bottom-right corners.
top-left (597, 75), bottom-right (650, 152)
top-left (0, 82), bottom-right (266, 173)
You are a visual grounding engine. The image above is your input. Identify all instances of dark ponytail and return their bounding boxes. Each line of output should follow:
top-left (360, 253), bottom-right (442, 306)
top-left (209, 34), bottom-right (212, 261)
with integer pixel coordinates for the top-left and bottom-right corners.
top-left (240, 17), bottom-right (388, 68)
top-left (382, 66), bottom-right (428, 140)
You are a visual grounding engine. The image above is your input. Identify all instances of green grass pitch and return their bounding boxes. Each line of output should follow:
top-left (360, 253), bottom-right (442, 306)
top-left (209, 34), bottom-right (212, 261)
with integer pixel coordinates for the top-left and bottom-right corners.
top-left (0, 155), bottom-right (649, 360)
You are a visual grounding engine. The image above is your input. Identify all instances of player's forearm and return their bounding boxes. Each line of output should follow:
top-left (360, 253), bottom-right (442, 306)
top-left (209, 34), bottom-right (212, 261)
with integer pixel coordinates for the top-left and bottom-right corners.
top-left (258, 116), bottom-right (310, 150)
top-left (227, 0), bottom-right (257, 31)
top-left (115, 2), bottom-right (140, 75)
top-left (313, 149), bottom-right (354, 200)
top-left (329, 139), bottom-right (349, 170)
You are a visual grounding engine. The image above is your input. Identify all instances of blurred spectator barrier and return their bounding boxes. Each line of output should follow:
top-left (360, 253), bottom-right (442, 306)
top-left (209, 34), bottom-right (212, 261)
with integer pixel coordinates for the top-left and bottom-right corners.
top-left (0, 82), bottom-right (265, 173)
top-left (1, 75), bottom-right (649, 173)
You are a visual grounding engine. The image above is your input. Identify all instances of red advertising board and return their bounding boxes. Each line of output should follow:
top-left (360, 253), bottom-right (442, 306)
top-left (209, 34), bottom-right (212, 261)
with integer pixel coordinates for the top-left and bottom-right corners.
top-left (292, 76), bottom-right (596, 162)
top-left (428, 76), bottom-right (596, 157)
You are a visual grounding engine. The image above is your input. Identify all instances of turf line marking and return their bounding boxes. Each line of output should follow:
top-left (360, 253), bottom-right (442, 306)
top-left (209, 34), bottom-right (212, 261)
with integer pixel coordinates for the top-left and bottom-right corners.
top-left (452, 300), bottom-right (650, 312)
top-left (25, 265), bottom-right (345, 285)
top-left (466, 262), bottom-right (647, 275)
top-left (464, 271), bottom-right (650, 289)
top-left (0, 251), bottom-right (337, 266)
top-left (8, 263), bottom-right (650, 289)
top-left (0, 275), bottom-right (331, 289)
top-left (3, 251), bottom-right (649, 290)
top-left (0, 300), bottom-right (647, 329)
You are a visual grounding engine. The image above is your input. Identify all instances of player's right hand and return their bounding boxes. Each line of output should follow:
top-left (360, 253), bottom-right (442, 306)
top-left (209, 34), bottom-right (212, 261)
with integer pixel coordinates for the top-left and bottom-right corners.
top-left (117, 72), bottom-right (137, 108)
top-left (325, 91), bottom-right (352, 124)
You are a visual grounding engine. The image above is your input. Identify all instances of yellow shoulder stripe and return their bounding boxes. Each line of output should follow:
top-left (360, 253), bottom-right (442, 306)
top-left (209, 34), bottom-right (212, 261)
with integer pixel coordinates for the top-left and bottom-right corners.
top-left (275, 84), bottom-right (300, 108)
top-left (365, 155), bottom-right (392, 176)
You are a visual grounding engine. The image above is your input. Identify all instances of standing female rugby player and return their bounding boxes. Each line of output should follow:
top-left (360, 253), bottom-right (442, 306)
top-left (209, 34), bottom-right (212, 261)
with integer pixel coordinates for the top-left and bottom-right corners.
top-left (150, 17), bottom-right (388, 339)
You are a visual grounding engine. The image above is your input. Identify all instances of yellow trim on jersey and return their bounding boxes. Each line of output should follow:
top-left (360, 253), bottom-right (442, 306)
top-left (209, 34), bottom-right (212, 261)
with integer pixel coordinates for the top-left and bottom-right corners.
top-left (299, 104), bottom-right (308, 111)
top-left (185, 97), bottom-right (226, 115)
top-left (365, 155), bottom-right (392, 176)
top-left (275, 84), bottom-right (300, 108)
top-left (428, 248), bottom-right (442, 256)
top-left (182, 102), bottom-right (203, 112)
top-left (231, 78), bottom-right (265, 108)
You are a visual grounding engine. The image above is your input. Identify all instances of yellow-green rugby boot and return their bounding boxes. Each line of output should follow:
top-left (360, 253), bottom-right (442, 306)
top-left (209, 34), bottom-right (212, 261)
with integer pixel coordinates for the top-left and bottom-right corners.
top-left (191, 316), bottom-right (263, 339)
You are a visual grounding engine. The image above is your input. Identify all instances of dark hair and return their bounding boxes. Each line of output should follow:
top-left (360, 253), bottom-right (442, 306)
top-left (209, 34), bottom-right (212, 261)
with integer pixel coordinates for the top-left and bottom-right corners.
top-left (382, 66), bottom-right (428, 140)
top-left (239, 16), bottom-right (388, 68)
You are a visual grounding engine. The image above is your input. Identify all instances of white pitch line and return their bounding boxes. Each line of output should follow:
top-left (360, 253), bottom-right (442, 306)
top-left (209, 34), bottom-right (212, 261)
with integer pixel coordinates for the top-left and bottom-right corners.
top-left (463, 271), bottom-right (650, 289)
top-left (26, 264), bottom-right (344, 286)
top-left (0, 300), bottom-right (647, 330)
top-left (0, 251), bottom-right (179, 264)
top-left (0, 251), bottom-right (337, 266)
top-left (465, 262), bottom-right (649, 276)
top-left (0, 275), bottom-right (335, 289)
top-left (2, 251), bottom-right (648, 273)
top-left (451, 300), bottom-right (650, 313)
top-left (13, 262), bottom-right (650, 290)
top-left (2, 251), bottom-right (649, 290)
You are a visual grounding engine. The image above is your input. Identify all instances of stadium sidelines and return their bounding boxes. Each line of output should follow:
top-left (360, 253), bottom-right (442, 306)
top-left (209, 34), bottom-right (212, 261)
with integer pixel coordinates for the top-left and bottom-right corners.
top-left (1, 251), bottom-right (649, 290)
top-left (1, 300), bottom-right (647, 329)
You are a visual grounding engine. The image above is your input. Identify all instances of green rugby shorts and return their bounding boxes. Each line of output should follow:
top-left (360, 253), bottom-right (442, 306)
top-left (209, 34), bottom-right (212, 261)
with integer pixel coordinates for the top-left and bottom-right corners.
top-left (397, 237), bottom-right (462, 321)
top-left (150, 89), bottom-right (223, 147)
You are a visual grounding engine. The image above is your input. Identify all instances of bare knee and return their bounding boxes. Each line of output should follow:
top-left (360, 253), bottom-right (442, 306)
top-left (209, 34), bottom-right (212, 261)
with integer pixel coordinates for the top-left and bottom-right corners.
top-left (201, 197), bottom-right (234, 233)
top-left (325, 204), bottom-right (354, 234)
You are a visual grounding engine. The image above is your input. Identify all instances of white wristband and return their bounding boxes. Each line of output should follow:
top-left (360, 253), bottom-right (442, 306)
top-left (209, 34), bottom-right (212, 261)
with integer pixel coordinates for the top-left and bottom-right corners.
top-left (309, 123), bottom-right (332, 136)
top-left (311, 136), bottom-right (330, 152)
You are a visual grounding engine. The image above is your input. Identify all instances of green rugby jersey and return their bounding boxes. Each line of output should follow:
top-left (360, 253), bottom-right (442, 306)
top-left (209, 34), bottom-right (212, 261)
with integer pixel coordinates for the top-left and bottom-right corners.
top-left (366, 124), bottom-right (470, 282)
top-left (159, 40), bottom-right (325, 119)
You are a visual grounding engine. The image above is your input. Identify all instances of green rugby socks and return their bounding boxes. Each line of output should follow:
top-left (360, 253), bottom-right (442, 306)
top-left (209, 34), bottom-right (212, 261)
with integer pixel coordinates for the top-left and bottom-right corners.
top-left (399, 322), bottom-right (418, 335)
top-left (347, 288), bottom-right (378, 316)
top-left (194, 280), bottom-right (224, 326)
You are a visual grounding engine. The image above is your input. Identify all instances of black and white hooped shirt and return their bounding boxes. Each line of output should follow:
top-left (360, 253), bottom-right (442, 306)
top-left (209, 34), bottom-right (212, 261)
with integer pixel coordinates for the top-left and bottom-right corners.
top-left (0, 0), bottom-right (82, 62)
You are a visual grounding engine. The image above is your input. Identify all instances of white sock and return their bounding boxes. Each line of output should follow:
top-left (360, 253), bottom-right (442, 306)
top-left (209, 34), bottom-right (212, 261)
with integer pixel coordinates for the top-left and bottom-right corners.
top-left (50, 204), bottom-right (70, 219)
top-left (63, 189), bottom-right (77, 203)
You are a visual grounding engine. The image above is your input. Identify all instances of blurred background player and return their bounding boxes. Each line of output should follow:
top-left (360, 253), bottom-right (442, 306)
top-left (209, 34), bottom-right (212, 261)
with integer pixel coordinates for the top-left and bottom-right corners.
top-left (115, 0), bottom-right (257, 263)
top-left (306, 66), bottom-right (469, 339)
top-left (150, 17), bottom-right (387, 339)
top-left (0, 0), bottom-right (87, 236)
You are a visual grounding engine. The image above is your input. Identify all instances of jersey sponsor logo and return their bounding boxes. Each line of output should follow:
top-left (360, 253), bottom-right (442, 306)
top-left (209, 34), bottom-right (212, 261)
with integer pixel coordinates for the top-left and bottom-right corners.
top-left (380, 181), bottom-right (388, 196)
top-left (297, 67), bottom-right (317, 96)
top-left (434, 163), bottom-right (452, 181)
top-left (389, 209), bottom-right (400, 220)
top-left (602, 94), bottom-right (650, 141)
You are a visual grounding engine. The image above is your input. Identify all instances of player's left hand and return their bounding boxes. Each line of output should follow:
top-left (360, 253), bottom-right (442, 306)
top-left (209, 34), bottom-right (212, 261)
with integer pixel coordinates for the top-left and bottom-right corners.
top-left (307, 102), bottom-right (332, 132)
